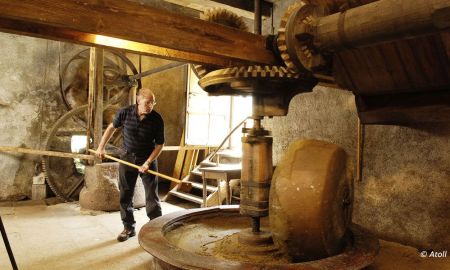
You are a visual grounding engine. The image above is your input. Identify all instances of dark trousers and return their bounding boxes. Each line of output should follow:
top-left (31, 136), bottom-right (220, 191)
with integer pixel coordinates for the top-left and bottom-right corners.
top-left (119, 153), bottom-right (162, 230)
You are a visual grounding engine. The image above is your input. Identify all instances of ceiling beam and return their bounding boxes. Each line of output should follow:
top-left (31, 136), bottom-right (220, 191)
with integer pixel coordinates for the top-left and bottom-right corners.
top-left (135, 0), bottom-right (200, 18)
top-left (0, 0), bottom-right (277, 66)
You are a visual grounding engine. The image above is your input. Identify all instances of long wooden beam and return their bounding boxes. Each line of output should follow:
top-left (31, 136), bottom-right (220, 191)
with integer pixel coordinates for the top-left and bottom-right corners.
top-left (0, 0), bottom-right (277, 67)
top-left (0, 146), bottom-right (94, 160)
top-left (316, 0), bottom-right (450, 50)
top-left (138, 0), bottom-right (200, 18)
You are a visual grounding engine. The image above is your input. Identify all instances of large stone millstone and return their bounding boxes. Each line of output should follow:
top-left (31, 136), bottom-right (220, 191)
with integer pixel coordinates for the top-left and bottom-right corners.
top-left (80, 162), bottom-right (145, 211)
top-left (269, 139), bottom-right (353, 262)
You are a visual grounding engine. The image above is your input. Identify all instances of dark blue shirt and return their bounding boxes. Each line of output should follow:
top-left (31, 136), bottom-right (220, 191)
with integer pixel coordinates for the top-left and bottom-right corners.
top-left (112, 105), bottom-right (165, 157)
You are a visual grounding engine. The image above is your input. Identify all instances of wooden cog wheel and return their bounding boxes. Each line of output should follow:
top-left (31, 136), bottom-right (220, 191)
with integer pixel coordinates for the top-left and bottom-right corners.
top-left (277, 2), bottom-right (306, 73)
top-left (198, 65), bottom-right (302, 95)
top-left (269, 139), bottom-right (354, 262)
top-left (192, 8), bottom-right (248, 79)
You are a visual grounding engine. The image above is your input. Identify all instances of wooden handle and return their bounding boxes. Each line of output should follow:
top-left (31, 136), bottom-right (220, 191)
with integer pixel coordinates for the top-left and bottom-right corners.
top-left (0, 146), bottom-right (184, 185)
top-left (88, 149), bottom-right (182, 184)
top-left (0, 146), bottom-right (94, 160)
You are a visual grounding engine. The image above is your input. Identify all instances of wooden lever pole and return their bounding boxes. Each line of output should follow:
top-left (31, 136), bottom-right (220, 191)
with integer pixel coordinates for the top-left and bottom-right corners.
top-left (88, 149), bottom-right (190, 188)
top-left (0, 146), bottom-right (94, 160)
top-left (0, 146), bottom-right (191, 189)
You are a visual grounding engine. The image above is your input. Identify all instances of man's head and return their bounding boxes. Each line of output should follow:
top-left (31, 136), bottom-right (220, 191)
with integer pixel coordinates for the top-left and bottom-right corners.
top-left (137, 88), bottom-right (156, 115)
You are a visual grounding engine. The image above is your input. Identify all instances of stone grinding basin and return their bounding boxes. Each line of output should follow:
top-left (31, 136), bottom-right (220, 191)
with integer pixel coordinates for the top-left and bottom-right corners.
top-left (139, 206), bottom-right (379, 270)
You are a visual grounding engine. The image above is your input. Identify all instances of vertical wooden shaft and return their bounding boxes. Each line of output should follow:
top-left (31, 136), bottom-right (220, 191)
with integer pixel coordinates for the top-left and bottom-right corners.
top-left (240, 135), bottom-right (273, 218)
top-left (87, 47), bottom-right (104, 164)
top-left (254, 0), bottom-right (262, 35)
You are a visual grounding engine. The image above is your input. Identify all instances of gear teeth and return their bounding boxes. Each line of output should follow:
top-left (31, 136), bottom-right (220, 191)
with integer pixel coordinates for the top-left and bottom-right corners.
top-left (205, 8), bottom-right (248, 31)
top-left (277, 2), bottom-right (305, 73)
top-left (193, 8), bottom-right (249, 79)
top-left (42, 158), bottom-right (69, 202)
top-left (201, 65), bottom-right (301, 85)
top-left (41, 105), bottom-right (90, 202)
top-left (192, 64), bottom-right (208, 78)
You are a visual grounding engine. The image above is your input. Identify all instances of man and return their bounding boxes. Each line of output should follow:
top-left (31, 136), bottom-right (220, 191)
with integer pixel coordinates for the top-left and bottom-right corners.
top-left (96, 88), bottom-right (164, 242)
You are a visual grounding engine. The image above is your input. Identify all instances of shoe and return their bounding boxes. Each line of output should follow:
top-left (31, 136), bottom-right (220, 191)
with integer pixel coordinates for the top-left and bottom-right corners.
top-left (117, 228), bottom-right (136, 242)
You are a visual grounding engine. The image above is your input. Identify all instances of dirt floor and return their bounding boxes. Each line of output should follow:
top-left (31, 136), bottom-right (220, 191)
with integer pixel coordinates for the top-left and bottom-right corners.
top-left (0, 199), bottom-right (448, 270)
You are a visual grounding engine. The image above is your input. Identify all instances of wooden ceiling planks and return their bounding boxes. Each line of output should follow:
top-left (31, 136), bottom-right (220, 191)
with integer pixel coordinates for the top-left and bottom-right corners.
top-left (334, 33), bottom-right (450, 95)
top-left (377, 42), bottom-right (412, 92)
top-left (339, 32), bottom-right (450, 124)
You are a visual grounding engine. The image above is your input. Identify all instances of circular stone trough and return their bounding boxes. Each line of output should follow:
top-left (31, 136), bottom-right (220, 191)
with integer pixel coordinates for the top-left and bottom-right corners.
top-left (139, 206), bottom-right (379, 270)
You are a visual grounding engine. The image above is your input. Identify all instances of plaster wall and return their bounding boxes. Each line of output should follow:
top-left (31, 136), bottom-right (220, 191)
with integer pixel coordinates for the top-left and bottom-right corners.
top-left (267, 1), bottom-right (450, 250)
top-left (0, 33), bottom-right (65, 200)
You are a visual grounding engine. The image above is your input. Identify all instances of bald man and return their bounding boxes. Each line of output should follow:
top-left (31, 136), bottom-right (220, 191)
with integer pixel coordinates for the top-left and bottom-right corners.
top-left (96, 88), bottom-right (165, 242)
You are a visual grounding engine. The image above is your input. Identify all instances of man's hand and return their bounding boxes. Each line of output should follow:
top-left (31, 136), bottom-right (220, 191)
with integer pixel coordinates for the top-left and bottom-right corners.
top-left (139, 161), bottom-right (150, 173)
top-left (96, 147), bottom-right (106, 159)
top-left (95, 123), bottom-right (117, 160)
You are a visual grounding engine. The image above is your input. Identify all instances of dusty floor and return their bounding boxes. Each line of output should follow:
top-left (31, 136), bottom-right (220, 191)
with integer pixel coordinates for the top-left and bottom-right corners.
top-left (0, 199), bottom-right (449, 270)
top-left (0, 198), bottom-right (186, 270)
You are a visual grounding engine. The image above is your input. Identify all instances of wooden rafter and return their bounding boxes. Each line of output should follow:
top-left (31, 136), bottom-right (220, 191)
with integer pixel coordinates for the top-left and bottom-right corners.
top-left (0, 0), bottom-right (277, 66)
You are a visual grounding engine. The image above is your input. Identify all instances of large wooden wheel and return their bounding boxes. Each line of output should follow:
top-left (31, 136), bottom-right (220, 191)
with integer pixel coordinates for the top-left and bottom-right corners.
top-left (41, 49), bottom-right (138, 201)
top-left (60, 49), bottom-right (140, 124)
top-left (269, 139), bottom-right (353, 262)
top-left (41, 105), bottom-right (88, 201)
top-left (42, 104), bottom-right (124, 201)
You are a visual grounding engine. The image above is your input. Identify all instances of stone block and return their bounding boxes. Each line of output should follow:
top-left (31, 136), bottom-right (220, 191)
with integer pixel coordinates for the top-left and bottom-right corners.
top-left (79, 162), bottom-right (145, 211)
top-left (32, 184), bottom-right (46, 200)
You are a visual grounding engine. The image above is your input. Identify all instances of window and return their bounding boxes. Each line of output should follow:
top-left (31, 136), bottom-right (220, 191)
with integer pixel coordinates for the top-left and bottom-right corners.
top-left (185, 67), bottom-right (252, 150)
top-left (70, 135), bottom-right (88, 173)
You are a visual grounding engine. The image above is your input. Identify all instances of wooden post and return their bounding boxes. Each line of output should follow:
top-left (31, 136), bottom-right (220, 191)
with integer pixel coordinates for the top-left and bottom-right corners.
top-left (87, 47), bottom-right (104, 164)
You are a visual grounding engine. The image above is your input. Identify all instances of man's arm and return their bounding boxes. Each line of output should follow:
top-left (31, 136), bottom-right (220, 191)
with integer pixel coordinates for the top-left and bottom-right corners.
top-left (95, 123), bottom-right (117, 158)
top-left (138, 144), bottom-right (164, 173)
